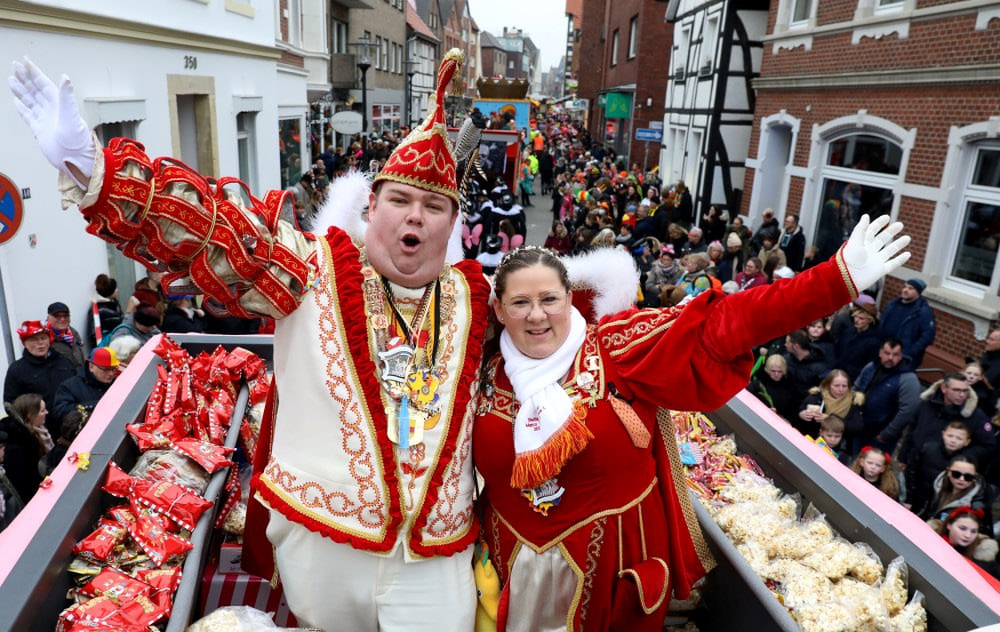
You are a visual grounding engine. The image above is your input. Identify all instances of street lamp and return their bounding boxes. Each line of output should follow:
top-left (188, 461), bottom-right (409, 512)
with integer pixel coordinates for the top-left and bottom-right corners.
top-left (349, 35), bottom-right (375, 141)
top-left (405, 58), bottom-right (419, 129)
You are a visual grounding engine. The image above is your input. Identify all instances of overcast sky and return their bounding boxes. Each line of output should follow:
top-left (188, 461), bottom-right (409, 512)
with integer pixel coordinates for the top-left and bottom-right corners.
top-left (469, 1), bottom-right (570, 71)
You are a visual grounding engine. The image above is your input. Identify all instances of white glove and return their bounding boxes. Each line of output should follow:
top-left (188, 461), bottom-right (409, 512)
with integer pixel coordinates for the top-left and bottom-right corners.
top-left (842, 214), bottom-right (911, 293)
top-left (9, 57), bottom-right (95, 189)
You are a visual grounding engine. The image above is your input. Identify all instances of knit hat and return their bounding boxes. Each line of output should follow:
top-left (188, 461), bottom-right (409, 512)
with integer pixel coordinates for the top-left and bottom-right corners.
top-left (905, 278), bottom-right (927, 295)
top-left (852, 301), bottom-right (878, 323)
top-left (660, 244), bottom-right (675, 257)
top-left (726, 232), bottom-right (742, 248)
top-left (721, 280), bottom-right (739, 294)
top-left (47, 301), bottom-right (70, 315)
top-left (89, 347), bottom-right (119, 368)
top-left (774, 266), bottom-right (796, 279)
top-left (853, 294), bottom-right (876, 309)
top-left (134, 305), bottom-right (161, 327)
top-left (708, 240), bottom-right (724, 253)
top-left (17, 320), bottom-right (50, 342)
top-left (372, 49), bottom-right (464, 206)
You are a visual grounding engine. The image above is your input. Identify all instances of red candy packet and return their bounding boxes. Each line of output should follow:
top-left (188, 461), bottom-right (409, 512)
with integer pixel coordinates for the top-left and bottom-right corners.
top-left (129, 478), bottom-right (213, 531)
top-left (79, 567), bottom-right (151, 603)
top-left (171, 438), bottom-right (235, 474)
top-left (127, 512), bottom-right (193, 567)
top-left (72, 519), bottom-right (128, 563)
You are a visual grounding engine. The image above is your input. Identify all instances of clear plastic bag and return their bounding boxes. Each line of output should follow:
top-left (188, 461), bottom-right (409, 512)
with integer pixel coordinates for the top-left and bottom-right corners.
top-left (188, 605), bottom-right (312, 631)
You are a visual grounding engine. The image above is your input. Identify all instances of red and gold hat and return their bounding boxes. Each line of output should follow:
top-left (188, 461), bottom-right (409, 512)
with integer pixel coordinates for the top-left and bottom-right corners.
top-left (372, 48), bottom-right (464, 205)
top-left (17, 320), bottom-right (50, 342)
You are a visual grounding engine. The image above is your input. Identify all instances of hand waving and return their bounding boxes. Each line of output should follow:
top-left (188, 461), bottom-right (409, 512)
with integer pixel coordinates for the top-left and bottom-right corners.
top-left (842, 214), bottom-right (911, 294)
top-left (9, 57), bottom-right (95, 189)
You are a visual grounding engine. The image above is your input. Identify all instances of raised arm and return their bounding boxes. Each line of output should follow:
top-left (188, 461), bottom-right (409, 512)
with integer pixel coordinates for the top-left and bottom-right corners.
top-left (10, 58), bottom-right (317, 319)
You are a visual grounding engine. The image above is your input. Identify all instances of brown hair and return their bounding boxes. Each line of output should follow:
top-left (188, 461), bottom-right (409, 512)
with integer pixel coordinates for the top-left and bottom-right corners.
top-left (12, 393), bottom-right (44, 426)
top-left (820, 415), bottom-right (845, 434)
top-left (934, 454), bottom-right (979, 510)
top-left (494, 247), bottom-right (569, 300)
top-left (850, 447), bottom-right (900, 499)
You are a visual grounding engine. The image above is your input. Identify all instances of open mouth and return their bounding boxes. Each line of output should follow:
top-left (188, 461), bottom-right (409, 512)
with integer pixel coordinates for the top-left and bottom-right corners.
top-left (401, 234), bottom-right (422, 250)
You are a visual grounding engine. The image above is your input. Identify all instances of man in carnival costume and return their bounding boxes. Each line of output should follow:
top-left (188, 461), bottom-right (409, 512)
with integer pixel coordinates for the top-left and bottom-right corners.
top-left (12, 49), bottom-right (912, 631)
top-left (11, 50), bottom-right (489, 630)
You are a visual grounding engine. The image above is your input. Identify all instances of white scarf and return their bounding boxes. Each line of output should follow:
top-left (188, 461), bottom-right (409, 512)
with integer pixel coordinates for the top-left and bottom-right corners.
top-left (500, 307), bottom-right (588, 484)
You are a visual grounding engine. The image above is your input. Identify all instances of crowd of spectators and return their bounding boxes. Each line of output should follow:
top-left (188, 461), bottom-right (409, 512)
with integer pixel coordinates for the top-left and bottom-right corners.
top-left (5, 109), bottom-right (999, 577)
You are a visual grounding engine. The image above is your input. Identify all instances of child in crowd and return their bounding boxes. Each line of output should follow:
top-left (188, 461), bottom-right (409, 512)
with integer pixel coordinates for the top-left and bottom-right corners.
top-left (45, 408), bottom-right (88, 475)
top-left (906, 421), bottom-right (971, 517)
top-left (963, 360), bottom-right (997, 418)
top-left (923, 454), bottom-right (995, 536)
top-left (851, 446), bottom-right (900, 501)
top-left (930, 506), bottom-right (1000, 579)
top-left (815, 415), bottom-right (851, 465)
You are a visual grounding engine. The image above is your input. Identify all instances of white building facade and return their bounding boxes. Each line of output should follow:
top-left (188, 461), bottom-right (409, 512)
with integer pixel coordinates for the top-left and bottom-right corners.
top-left (0, 0), bottom-right (306, 376)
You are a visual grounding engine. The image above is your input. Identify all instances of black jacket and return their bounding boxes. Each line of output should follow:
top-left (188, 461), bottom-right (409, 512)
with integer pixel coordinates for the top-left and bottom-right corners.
top-left (896, 381), bottom-right (996, 468)
top-left (161, 305), bottom-right (206, 334)
top-left (3, 350), bottom-right (75, 435)
top-left (52, 366), bottom-right (114, 423)
top-left (907, 441), bottom-right (967, 518)
top-left (88, 297), bottom-right (125, 347)
top-left (50, 326), bottom-right (86, 368)
top-left (0, 413), bottom-right (44, 503)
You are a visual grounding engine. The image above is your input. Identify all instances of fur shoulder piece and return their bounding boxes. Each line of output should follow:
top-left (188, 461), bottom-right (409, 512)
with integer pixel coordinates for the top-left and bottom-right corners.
top-left (808, 386), bottom-right (821, 396)
top-left (311, 169), bottom-right (464, 264)
top-left (564, 248), bottom-right (640, 321)
top-left (920, 379), bottom-right (942, 402)
top-left (973, 536), bottom-right (999, 562)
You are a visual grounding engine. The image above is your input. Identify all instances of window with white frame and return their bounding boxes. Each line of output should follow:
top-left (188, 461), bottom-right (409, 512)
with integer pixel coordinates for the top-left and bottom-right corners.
top-left (286, 0), bottom-right (302, 46)
top-left (610, 29), bottom-right (619, 67)
top-left (236, 111), bottom-right (259, 203)
top-left (375, 36), bottom-right (383, 69)
top-left (951, 145), bottom-right (1000, 287)
top-left (627, 16), bottom-right (638, 59)
top-left (381, 38), bottom-right (389, 71)
top-left (791, 0), bottom-right (813, 25)
top-left (372, 104), bottom-right (400, 133)
top-left (813, 133), bottom-right (902, 260)
top-left (331, 19), bottom-right (348, 54)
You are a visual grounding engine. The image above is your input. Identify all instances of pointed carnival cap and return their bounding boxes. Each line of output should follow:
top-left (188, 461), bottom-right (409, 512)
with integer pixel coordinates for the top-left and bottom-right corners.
top-left (372, 48), bottom-right (464, 205)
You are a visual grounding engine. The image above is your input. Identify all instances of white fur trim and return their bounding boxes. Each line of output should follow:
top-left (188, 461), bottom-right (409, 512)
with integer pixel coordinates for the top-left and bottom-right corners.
top-left (564, 248), bottom-right (640, 320)
top-left (312, 169), bottom-right (464, 264)
top-left (312, 170), bottom-right (372, 242)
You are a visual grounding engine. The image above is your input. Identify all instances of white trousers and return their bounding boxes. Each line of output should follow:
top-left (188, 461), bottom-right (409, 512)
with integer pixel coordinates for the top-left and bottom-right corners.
top-left (266, 511), bottom-right (476, 631)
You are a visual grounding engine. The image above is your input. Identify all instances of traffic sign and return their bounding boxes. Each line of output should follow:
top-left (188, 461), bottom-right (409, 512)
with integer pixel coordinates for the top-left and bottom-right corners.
top-left (635, 128), bottom-right (663, 142)
top-left (0, 173), bottom-right (24, 246)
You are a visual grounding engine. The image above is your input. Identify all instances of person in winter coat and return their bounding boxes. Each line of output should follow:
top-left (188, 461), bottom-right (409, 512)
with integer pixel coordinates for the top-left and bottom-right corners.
top-left (0, 400), bottom-right (47, 503)
top-left (45, 302), bottom-right (86, 368)
top-left (783, 329), bottom-right (833, 399)
top-left (855, 338), bottom-right (921, 455)
top-left (778, 213), bottom-right (807, 272)
top-left (644, 245), bottom-right (682, 306)
top-left (0, 429), bottom-right (26, 532)
top-left (3, 321), bottom-right (75, 435)
top-left (735, 257), bottom-right (768, 291)
top-left (834, 299), bottom-right (881, 381)
top-left (963, 361), bottom-right (997, 419)
top-left (907, 421), bottom-right (973, 518)
top-left (107, 305), bottom-right (161, 346)
top-left (747, 354), bottom-right (802, 423)
top-left (880, 374), bottom-right (996, 471)
top-left (980, 327), bottom-right (1000, 391)
top-left (52, 347), bottom-right (119, 422)
top-left (87, 273), bottom-right (125, 347)
top-left (924, 455), bottom-right (996, 537)
top-left (930, 506), bottom-right (1000, 579)
top-left (879, 278), bottom-right (936, 368)
top-left (796, 369), bottom-right (865, 443)
top-left (718, 232), bottom-right (746, 284)
top-left (160, 296), bottom-right (206, 334)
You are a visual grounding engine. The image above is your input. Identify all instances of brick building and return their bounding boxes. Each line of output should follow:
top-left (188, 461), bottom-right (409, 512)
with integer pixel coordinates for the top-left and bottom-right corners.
top-left (480, 31), bottom-right (508, 79)
top-left (741, 0), bottom-right (1000, 367)
top-left (575, 0), bottom-right (673, 164)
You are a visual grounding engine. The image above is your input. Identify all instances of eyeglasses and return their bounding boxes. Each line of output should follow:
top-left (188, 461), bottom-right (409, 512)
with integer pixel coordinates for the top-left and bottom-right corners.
top-left (503, 292), bottom-right (568, 319)
top-left (949, 470), bottom-right (976, 482)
